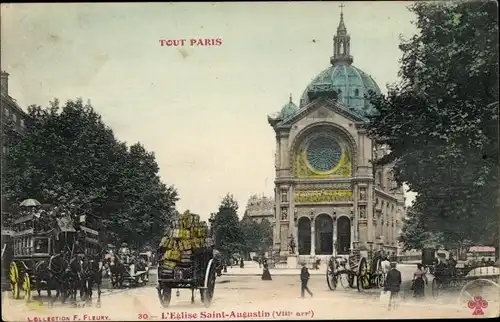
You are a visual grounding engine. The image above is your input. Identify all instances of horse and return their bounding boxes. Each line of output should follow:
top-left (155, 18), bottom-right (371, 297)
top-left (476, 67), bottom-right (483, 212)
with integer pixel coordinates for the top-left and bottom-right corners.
top-left (47, 252), bottom-right (73, 307)
top-left (33, 259), bottom-right (55, 297)
top-left (109, 254), bottom-right (129, 288)
top-left (64, 254), bottom-right (88, 306)
top-left (80, 254), bottom-right (104, 307)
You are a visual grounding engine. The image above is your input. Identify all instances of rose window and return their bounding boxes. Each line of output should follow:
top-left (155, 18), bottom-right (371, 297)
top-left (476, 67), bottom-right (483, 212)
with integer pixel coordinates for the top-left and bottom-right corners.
top-left (305, 136), bottom-right (342, 172)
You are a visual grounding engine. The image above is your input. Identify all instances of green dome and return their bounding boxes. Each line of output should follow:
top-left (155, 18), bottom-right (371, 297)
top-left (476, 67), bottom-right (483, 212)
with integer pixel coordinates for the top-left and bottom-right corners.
top-left (299, 62), bottom-right (382, 116)
top-left (279, 99), bottom-right (299, 119)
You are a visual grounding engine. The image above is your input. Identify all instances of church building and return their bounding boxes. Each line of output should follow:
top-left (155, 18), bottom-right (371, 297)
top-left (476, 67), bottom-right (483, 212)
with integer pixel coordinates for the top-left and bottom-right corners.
top-left (267, 11), bottom-right (406, 262)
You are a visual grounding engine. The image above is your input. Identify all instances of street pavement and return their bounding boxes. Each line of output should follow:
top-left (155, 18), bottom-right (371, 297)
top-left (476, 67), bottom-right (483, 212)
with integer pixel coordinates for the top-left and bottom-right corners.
top-left (3, 264), bottom-right (498, 321)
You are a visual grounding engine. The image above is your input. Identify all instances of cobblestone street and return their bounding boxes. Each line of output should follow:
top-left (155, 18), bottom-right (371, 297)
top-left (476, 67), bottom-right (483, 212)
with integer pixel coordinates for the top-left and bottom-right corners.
top-left (4, 270), bottom-right (498, 321)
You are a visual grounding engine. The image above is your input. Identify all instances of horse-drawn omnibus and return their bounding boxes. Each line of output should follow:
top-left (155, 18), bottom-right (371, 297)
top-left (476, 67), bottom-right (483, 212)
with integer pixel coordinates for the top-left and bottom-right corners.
top-left (8, 213), bottom-right (100, 301)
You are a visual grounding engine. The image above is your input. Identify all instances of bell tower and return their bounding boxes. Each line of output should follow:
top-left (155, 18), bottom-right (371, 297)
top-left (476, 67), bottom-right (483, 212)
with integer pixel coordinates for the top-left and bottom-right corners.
top-left (331, 3), bottom-right (353, 65)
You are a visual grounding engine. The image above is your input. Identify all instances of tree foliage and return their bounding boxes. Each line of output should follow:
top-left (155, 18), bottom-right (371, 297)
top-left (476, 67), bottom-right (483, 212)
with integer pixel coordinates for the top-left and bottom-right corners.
top-left (210, 193), bottom-right (244, 256)
top-left (367, 1), bottom-right (499, 250)
top-left (239, 214), bottom-right (273, 255)
top-left (2, 98), bottom-right (178, 248)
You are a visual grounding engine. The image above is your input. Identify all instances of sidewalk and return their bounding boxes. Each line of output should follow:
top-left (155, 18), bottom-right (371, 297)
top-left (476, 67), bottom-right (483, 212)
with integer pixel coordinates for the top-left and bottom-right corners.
top-left (223, 261), bottom-right (417, 276)
top-left (223, 261), bottom-right (326, 276)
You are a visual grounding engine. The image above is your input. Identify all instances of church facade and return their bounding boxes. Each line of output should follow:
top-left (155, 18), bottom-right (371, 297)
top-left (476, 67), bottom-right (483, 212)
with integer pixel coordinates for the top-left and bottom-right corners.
top-left (267, 12), bottom-right (405, 260)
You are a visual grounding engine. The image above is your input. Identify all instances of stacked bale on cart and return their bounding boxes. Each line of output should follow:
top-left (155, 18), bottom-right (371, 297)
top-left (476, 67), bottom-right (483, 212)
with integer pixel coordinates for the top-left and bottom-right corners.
top-left (158, 211), bottom-right (214, 280)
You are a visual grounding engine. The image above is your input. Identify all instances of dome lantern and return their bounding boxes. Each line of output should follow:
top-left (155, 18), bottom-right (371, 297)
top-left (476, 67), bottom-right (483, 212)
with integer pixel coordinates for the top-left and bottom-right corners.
top-left (330, 3), bottom-right (353, 66)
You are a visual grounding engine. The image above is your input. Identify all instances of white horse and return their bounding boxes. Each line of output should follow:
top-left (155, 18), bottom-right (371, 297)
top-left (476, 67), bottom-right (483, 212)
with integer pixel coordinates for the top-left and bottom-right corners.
top-left (381, 259), bottom-right (391, 277)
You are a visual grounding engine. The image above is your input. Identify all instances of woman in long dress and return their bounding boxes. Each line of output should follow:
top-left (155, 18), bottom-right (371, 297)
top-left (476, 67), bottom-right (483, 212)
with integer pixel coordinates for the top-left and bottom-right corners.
top-left (413, 263), bottom-right (428, 299)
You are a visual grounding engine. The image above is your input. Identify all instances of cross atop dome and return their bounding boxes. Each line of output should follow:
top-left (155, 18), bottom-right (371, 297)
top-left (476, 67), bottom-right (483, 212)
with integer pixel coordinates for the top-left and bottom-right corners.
top-left (331, 2), bottom-right (353, 65)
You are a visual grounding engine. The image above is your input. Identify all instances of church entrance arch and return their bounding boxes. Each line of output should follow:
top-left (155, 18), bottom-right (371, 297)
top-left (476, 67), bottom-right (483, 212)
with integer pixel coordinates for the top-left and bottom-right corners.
top-left (297, 217), bottom-right (311, 255)
top-left (337, 216), bottom-right (351, 255)
top-left (314, 214), bottom-right (333, 255)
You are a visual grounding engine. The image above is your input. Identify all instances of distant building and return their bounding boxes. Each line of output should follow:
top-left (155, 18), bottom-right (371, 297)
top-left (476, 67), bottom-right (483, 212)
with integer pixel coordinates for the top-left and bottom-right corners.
top-left (1, 71), bottom-right (28, 163)
top-left (245, 195), bottom-right (274, 224)
top-left (1, 71), bottom-right (28, 213)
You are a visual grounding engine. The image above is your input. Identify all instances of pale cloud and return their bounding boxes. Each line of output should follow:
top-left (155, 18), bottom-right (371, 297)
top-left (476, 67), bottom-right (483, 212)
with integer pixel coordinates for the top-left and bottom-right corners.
top-left (1, 2), bottom-right (418, 219)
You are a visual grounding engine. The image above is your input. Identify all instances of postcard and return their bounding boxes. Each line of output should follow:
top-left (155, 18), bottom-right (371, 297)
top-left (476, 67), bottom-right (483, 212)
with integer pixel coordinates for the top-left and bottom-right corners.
top-left (1, 1), bottom-right (498, 321)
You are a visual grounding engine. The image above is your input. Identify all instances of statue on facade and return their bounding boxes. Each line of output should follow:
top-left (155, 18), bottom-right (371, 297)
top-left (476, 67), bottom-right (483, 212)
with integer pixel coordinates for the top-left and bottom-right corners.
top-left (359, 188), bottom-right (366, 201)
top-left (288, 235), bottom-right (296, 254)
top-left (359, 206), bottom-right (366, 218)
top-left (281, 208), bottom-right (287, 220)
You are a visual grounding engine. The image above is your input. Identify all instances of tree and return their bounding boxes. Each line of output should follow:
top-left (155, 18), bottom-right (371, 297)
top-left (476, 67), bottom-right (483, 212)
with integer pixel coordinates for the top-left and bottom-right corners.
top-left (366, 1), bottom-right (499, 250)
top-left (2, 98), bottom-right (178, 247)
top-left (211, 193), bottom-right (244, 257)
top-left (239, 215), bottom-right (273, 256)
top-left (104, 143), bottom-right (179, 247)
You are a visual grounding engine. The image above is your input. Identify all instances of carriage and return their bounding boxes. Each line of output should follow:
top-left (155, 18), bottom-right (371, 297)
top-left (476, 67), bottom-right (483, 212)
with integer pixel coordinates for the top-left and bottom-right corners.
top-left (110, 250), bottom-right (150, 287)
top-left (156, 246), bottom-right (217, 308)
top-left (422, 248), bottom-right (500, 303)
top-left (8, 213), bottom-right (100, 301)
top-left (326, 248), bottom-right (386, 292)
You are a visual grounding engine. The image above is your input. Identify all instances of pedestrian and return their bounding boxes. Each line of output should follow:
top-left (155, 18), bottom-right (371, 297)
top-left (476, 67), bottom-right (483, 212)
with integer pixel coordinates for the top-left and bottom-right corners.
top-left (240, 258), bottom-right (244, 268)
top-left (300, 263), bottom-right (313, 298)
top-left (261, 261), bottom-right (272, 281)
top-left (383, 262), bottom-right (401, 311)
top-left (412, 263), bottom-right (428, 300)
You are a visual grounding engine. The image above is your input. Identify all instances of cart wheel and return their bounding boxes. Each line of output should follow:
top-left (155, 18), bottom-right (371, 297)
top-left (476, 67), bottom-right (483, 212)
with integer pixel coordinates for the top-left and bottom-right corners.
top-left (9, 262), bottom-right (20, 300)
top-left (202, 259), bottom-right (216, 308)
top-left (326, 258), bottom-right (337, 291)
top-left (457, 278), bottom-right (500, 309)
top-left (22, 273), bottom-right (31, 302)
top-left (378, 272), bottom-right (385, 288)
top-left (357, 257), bottom-right (368, 292)
top-left (158, 287), bottom-right (172, 308)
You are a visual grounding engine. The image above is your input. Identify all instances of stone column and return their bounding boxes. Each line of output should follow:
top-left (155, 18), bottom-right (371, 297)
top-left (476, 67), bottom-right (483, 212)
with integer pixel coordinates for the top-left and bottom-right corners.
top-left (367, 183), bottom-right (375, 243)
top-left (353, 185), bottom-right (359, 242)
top-left (310, 218), bottom-right (316, 256)
top-left (274, 186), bottom-right (281, 249)
top-left (332, 217), bottom-right (337, 255)
top-left (280, 134), bottom-right (290, 171)
top-left (350, 216), bottom-right (354, 251)
top-left (289, 186), bottom-right (298, 255)
top-left (288, 186), bottom-right (295, 236)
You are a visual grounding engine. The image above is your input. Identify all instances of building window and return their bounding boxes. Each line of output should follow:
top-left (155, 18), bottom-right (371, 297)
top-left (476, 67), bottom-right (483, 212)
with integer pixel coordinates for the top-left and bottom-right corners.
top-left (2, 146), bottom-right (6, 154)
top-left (354, 89), bottom-right (359, 96)
top-left (20, 119), bottom-right (25, 128)
top-left (12, 113), bottom-right (17, 123)
top-left (4, 107), bottom-right (9, 117)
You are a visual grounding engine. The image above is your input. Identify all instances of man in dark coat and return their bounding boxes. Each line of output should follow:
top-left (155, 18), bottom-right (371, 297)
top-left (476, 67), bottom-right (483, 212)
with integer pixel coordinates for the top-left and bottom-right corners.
top-left (383, 262), bottom-right (402, 311)
top-left (300, 263), bottom-right (313, 298)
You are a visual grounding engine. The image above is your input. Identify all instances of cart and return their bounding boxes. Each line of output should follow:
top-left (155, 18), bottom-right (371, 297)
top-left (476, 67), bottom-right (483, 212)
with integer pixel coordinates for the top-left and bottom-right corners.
top-left (327, 248), bottom-right (385, 292)
top-left (156, 247), bottom-right (217, 308)
top-left (114, 253), bottom-right (149, 287)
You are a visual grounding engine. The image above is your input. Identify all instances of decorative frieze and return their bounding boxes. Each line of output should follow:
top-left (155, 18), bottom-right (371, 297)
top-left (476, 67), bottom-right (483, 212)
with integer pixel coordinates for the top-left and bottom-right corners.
top-left (295, 182), bottom-right (351, 190)
top-left (294, 189), bottom-right (353, 203)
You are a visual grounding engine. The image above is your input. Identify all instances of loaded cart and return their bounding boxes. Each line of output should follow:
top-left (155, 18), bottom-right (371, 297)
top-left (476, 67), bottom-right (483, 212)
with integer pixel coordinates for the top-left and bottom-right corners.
top-left (156, 212), bottom-right (217, 308)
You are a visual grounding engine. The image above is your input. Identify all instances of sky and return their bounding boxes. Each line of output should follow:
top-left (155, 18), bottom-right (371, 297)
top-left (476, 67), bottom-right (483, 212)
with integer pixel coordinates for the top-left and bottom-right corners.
top-left (1, 2), bottom-right (418, 220)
